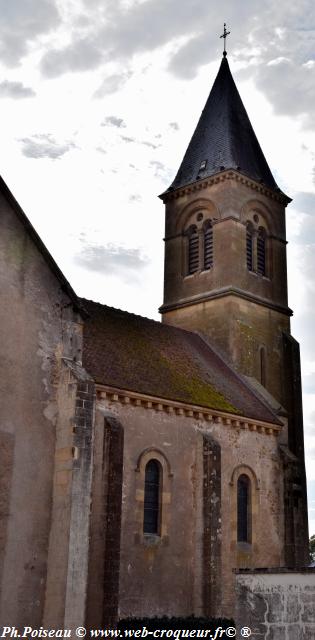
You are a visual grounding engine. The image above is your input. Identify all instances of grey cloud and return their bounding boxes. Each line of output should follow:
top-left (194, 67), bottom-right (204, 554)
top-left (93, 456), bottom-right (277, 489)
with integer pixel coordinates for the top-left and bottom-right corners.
top-left (291, 211), bottom-right (315, 246)
top-left (303, 375), bottom-right (315, 395)
top-left (0, 80), bottom-right (35, 99)
top-left (33, 0), bottom-right (315, 135)
top-left (94, 72), bottom-right (132, 97)
top-left (19, 134), bottom-right (76, 160)
top-left (169, 122), bottom-right (179, 131)
top-left (150, 160), bottom-right (173, 183)
top-left (0, 0), bottom-right (60, 66)
top-left (40, 37), bottom-right (102, 77)
top-left (141, 140), bottom-right (160, 149)
top-left (253, 58), bottom-right (315, 128)
top-left (102, 116), bottom-right (126, 128)
top-left (168, 32), bottom-right (216, 79)
top-left (293, 192), bottom-right (315, 216)
top-left (119, 135), bottom-right (160, 149)
top-left (75, 242), bottom-right (149, 281)
top-left (129, 194), bottom-right (142, 202)
top-left (38, 0), bottom-right (260, 79)
top-left (121, 135), bottom-right (135, 143)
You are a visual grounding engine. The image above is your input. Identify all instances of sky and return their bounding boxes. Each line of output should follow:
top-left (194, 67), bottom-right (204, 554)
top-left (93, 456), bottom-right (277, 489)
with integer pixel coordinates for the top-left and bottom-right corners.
top-left (0, 0), bottom-right (314, 536)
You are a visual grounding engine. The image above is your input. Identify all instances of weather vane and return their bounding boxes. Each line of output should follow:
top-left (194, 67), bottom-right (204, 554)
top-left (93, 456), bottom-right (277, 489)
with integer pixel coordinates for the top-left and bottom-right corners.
top-left (220, 23), bottom-right (230, 57)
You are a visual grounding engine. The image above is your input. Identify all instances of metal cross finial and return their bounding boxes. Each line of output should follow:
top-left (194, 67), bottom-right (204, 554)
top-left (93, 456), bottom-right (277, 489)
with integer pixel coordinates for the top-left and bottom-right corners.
top-left (220, 23), bottom-right (230, 57)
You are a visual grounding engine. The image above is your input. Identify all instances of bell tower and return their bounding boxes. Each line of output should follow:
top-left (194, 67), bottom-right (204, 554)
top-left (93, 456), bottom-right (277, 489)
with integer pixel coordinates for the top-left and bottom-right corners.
top-left (159, 53), bottom-right (291, 407)
top-left (159, 51), bottom-right (309, 565)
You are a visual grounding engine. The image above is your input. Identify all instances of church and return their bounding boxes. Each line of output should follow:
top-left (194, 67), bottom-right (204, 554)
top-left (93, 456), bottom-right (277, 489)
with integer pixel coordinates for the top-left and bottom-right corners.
top-left (0, 47), bottom-right (309, 629)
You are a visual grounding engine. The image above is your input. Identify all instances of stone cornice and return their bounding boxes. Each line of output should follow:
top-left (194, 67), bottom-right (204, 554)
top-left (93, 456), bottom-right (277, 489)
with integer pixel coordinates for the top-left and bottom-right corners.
top-left (159, 169), bottom-right (291, 206)
top-left (159, 286), bottom-right (293, 317)
top-left (96, 384), bottom-right (282, 436)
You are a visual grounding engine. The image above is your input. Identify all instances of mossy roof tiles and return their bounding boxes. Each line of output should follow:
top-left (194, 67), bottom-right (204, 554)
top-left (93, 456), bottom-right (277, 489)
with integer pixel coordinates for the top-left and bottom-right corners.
top-left (81, 298), bottom-right (281, 425)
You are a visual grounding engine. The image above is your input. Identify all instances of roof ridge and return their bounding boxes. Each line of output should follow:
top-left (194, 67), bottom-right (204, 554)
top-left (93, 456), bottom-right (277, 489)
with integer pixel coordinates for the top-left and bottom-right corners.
top-left (80, 296), bottom-right (198, 337)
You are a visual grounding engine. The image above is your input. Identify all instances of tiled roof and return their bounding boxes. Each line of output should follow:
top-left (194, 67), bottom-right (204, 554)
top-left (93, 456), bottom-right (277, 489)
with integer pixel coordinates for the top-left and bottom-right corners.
top-left (166, 56), bottom-right (280, 194)
top-left (81, 298), bottom-right (281, 425)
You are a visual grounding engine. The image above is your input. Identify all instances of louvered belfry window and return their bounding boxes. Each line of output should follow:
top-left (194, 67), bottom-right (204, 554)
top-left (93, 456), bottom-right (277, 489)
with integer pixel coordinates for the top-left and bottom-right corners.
top-left (204, 221), bottom-right (213, 270)
top-left (188, 225), bottom-right (199, 274)
top-left (237, 474), bottom-right (251, 543)
top-left (143, 459), bottom-right (161, 534)
top-left (246, 223), bottom-right (254, 271)
top-left (257, 228), bottom-right (266, 276)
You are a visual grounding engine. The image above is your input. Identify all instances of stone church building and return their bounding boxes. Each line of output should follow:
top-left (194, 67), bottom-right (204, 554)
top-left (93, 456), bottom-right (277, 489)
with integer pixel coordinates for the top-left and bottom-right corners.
top-left (0, 53), bottom-right (309, 628)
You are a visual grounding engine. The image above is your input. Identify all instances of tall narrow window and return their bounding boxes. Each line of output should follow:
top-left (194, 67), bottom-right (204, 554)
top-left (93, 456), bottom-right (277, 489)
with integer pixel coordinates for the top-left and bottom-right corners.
top-left (203, 220), bottom-right (213, 270)
top-left (143, 459), bottom-right (161, 534)
top-left (257, 228), bottom-right (266, 276)
top-left (237, 474), bottom-right (251, 543)
top-left (246, 223), bottom-right (254, 271)
top-left (260, 346), bottom-right (266, 387)
top-left (188, 225), bottom-right (199, 274)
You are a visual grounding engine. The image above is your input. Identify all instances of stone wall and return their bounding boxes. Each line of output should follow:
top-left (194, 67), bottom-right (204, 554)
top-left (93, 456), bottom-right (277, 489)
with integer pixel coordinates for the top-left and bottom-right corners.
top-left (0, 185), bottom-right (86, 625)
top-left (92, 389), bottom-right (286, 621)
top-left (235, 569), bottom-right (315, 640)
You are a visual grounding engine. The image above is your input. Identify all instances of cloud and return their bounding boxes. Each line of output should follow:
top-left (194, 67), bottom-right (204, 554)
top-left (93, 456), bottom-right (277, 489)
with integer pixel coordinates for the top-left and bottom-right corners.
top-left (101, 116), bottom-right (126, 128)
top-left (75, 241), bottom-right (149, 281)
top-left (0, 80), bottom-right (35, 99)
top-left (253, 58), bottom-right (315, 129)
top-left (150, 160), bottom-right (173, 183)
top-left (119, 135), bottom-right (160, 149)
top-left (19, 134), bottom-right (76, 160)
top-left (141, 140), bottom-right (160, 149)
top-left (169, 122), bottom-right (179, 131)
top-left (293, 192), bottom-right (315, 216)
top-left (2, 0), bottom-right (313, 132)
top-left (0, 0), bottom-right (60, 66)
top-left (303, 375), bottom-right (315, 395)
top-left (121, 135), bottom-right (135, 143)
top-left (94, 71), bottom-right (132, 97)
top-left (96, 146), bottom-right (107, 154)
top-left (40, 37), bottom-right (103, 77)
top-left (38, 0), bottom-right (260, 79)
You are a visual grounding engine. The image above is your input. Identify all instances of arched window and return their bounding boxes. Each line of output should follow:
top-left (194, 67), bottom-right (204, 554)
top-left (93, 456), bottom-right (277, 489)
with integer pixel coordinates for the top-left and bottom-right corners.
top-left (143, 459), bottom-right (162, 534)
top-left (187, 225), bottom-right (199, 274)
top-left (257, 227), bottom-right (266, 276)
top-left (237, 474), bottom-right (251, 543)
top-left (260, 346), bottom-right (266, 387)
top-left (246, 223), bottom-right (254, 271)
top-left (203, 220), bottom-right (213, 270)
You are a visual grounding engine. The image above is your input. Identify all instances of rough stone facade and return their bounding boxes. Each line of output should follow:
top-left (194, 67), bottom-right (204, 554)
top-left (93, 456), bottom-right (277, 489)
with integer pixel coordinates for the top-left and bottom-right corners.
top-left (0, 182), bottom-right (94, 628)
top-left (88, 390), bottom-right (286, 621)
top-left (235, 569), bottom-right (315, 640)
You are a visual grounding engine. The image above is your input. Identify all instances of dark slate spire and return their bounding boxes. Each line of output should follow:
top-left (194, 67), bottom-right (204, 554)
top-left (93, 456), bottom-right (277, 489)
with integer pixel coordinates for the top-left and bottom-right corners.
top-left (167, 56), bottom-right (279, 193)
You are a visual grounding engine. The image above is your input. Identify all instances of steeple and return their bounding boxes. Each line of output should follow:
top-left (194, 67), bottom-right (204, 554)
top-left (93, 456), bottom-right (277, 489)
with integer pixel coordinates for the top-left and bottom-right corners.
top-left (167, 56), bottom-right (280, 194)
top-left (160, 41), bottom-right (309, 575)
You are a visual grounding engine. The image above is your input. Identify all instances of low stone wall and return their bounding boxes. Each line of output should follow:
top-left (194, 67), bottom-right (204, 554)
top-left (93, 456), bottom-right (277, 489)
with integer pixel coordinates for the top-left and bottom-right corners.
top-left (235, 568), bottom-right (315, 640)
